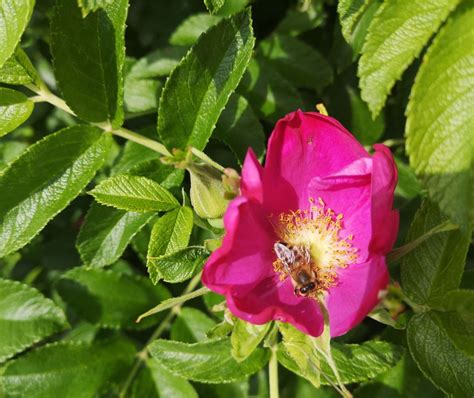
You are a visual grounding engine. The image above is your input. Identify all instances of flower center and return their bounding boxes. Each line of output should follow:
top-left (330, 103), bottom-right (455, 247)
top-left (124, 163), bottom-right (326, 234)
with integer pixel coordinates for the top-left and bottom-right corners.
top-left (272, 197), bottom-right (358, 296)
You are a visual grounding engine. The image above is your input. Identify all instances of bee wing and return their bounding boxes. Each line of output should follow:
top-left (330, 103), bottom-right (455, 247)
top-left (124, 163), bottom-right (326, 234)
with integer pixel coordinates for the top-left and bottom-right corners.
top-left (274, 242), bottom-right (296, 272)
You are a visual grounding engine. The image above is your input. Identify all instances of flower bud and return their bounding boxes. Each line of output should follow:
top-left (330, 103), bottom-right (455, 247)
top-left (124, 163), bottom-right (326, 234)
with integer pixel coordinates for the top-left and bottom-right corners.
top-left (188, 163), bottom-right (230, 220)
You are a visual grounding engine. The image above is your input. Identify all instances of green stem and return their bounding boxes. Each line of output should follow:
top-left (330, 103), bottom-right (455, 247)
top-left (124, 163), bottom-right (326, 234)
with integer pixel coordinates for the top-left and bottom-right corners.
top-left (387, 220), bottom-right (458, 264)
top-left (269, 346), bottom-right (279, 398)
top-left (110, 126), bottom-right (171, 156)
top-left (191, 147), bottom-right (226, 172)
top-left (119, 274), bottom-right (205, 398)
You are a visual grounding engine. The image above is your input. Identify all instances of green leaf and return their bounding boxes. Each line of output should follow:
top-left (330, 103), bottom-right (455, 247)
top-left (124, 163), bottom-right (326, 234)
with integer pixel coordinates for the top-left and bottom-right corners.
top-left (131, 357), bottom-right (198, 398)
top-left (406, 5), bottom-right (474, 228)
top-left (278, 339), bottom-right (403, 386)
top-left (338, 0), bottom-right (373, 44)
top-left (146, 206), bottom-right (193, 283)
top-left (148, 246), bottom-right (209, 284)
top-left (77, 0), bottom-right (114, 17)
top-left (238, 55), bottom-right (303, 122)
top-left (204, 0), bottom-right (225, 14)
top-left (158, 8), bottom-right (255, 151)
top-left (394, 158), bottom-right (423, 200)
top-left (0, 279), bottom-right (68, 362)
top-left (77, 202), bottom-right (153, 267)
top-left (275, 0), bottom-right (325, 36)
top-left (0, 0), bottom-right (35, 68)
top-left (354, 352), bottom-right (444, 398)
top-left (57, 267), bottom-right (170, 329)
top-left (171, 307), bottom-right (216, 343)
top-left (259, 34), bottom-right (333, 92)
top-left (124, 74), bottom-right (162, 115)
top-left (90, 175), bottom-right (179, 212)
top-left (214, 94), bottom-right (265, 164)
top-left (169, 13), bottom-right (222, 46)
top-left (358, 0), bottom-right (460, 116)
top-left (0, 47), bottom-right (40, 86)
top-left (0, 88), bottom-right (34, 138)
top-left (346, 85), bottom-right (384, 145)
top-left (0, 337), bottom-right (136, 397)
top-left (0, 126), bottom-right (111, 258)
top-left (231, 319), bottom-right (270, 362)
top-left (433, 289), bottom-right (474, 357)
top-left (51, 0), bottom-right (128, 127)
top-left (148, 338), bottom-right (270, 383)
top-left (407, 311), bottom-right (474, 397)
top-left (126, 47), bottom-right (187, 79)
top-left (400, 200), bottom-right (470, 306)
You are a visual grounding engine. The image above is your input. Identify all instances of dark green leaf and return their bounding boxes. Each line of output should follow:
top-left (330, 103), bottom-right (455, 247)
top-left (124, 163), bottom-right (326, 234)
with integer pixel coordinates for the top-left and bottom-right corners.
top-left (0, 88), bottom-right (34, 137)
top-left (148, 338), bottom-right (270, 383)
top-left (131, 357), bottom-right (198, 398)
top-left (90, 175), bottom-right (179, 212)
top-left (0, 337), bottom-right (136, 397)
top-left (171, 307), bottom-right (216, 343)
top-left (0, 278), bottom-right (68, 362)
top-left (0, 0), bottom-right (35, 68)
top-left (276, 0), bottom-right (325, 36)
top-left (0, 47), bottom-right (40, 85)
top-left (401, 200), bottom-right (470, 306)
top-left (259, 34), bottom-right (333, 92)
top-left (407, 311), bottom-right (474, 397)
top-left (77, 202), bottom-right (153, 267)
top-left (238, 55), bottom-right (303, 122)
top-left (0, 126), bottom-right (111, 257)
top-left (406, 5), bottom-right (474, 228)
top-left (169, 13), bottom-right (222, 46)
top-left (51, 0), bottom-right (128, 127)
top-left (56, 267), bottom-right (170, 329)
top-left (158, 9), bottom-right (255, 151)
top-left (358, 0), bottom-right (460, 116)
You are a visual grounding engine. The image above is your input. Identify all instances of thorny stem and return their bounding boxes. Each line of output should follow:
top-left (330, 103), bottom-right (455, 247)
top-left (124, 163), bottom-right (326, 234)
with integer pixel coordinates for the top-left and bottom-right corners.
top-left (387, 220), bottom-right (458, 264)
top-left (119, 273), bottom-right (204, 398)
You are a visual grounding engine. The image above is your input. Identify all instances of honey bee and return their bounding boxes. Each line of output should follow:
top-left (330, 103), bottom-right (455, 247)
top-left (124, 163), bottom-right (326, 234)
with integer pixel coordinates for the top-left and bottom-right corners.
top-left (274, 242), bottom-right (318, 297)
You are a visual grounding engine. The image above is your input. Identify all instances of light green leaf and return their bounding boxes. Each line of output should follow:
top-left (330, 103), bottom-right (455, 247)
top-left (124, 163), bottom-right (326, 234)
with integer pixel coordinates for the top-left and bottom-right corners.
top-left (148, 246), bottom-right (209, 284)
top-left (358, 0), bottom-right (460, 116)
top-left (131, 357), bottom-right (198, 398)
top-left (170, 13), bottom-right (222, 47)
top-left (204, 0), bottom-right (225, 14)
top-left (338, 0), bottom-right (373, 44)
top-left (77, 202), bottom-right (153, 267)
top-left (238, 55), bottom-right (303, 122)
top-left (231, 319), bottom-right (270, 362)
top-left (0, 0), bottom-right (35, 68)
top-left (147, 206), bottom-right (193, 283)
top-left (127, 47), bottom-right (187, 79)
top-left (0, 279), bottom-right (68, 362)
top-left (214, 94), bottom-right (265, 164)
top-left (148, 338), bottom-right (270, 383)
top-left (51, 0), bottom-right (128, 127)
top-left (90, 175), bottom-right (179, 213)
top-left (0, 126), bottom-right (111, 258)
top-left (278, 339), bottom-right (403, 386)
top-left (0, 47), bottom-right (40, 85)
top-left (171, 307), bottom-right (216, 343)
top-left (259, 34), bottom-right (333, 92)
top-left (406, 5), bottom-right (474, 228)
top-left (56, 267), bottom-right (170, 329)
top-left (0, 88), bottom-right (34, 138)
top-left (77, 0), bottom-right (114, 17)
top-left (407, 311), bottom-right (474, 397)
top-left (158, 9), bottom-right (255, 151)
top-left (401, 200), bottom-right (470, 306)
top-left (0, 337), bottom-right (136, 398)
top-left (346, 85), bottom-right (384, 145)
top-left (124, 74), bottom-right (162, 115)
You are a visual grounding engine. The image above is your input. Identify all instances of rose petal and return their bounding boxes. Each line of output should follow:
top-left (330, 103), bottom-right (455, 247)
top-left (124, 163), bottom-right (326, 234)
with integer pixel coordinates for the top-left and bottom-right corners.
top-left (241, 149), bottom-right (264, 203)
top-left (227, 276), bottom-right (324, 337)
top-left (326, 255), bottom-right (389, 337)
top-left (202, 197), bottom-right (276, 292)
top-left (264, 110), bottom-right (369, 208)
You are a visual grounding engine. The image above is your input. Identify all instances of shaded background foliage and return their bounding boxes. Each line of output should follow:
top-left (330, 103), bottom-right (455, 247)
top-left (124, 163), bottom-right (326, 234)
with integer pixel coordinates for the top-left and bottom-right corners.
top-left (0, 0), bottom-right (472, 397)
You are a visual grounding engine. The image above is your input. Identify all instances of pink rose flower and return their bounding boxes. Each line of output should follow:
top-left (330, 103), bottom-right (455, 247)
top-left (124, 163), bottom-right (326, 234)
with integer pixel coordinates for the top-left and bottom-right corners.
top-left (202, 110), bottom-right (398, 337)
